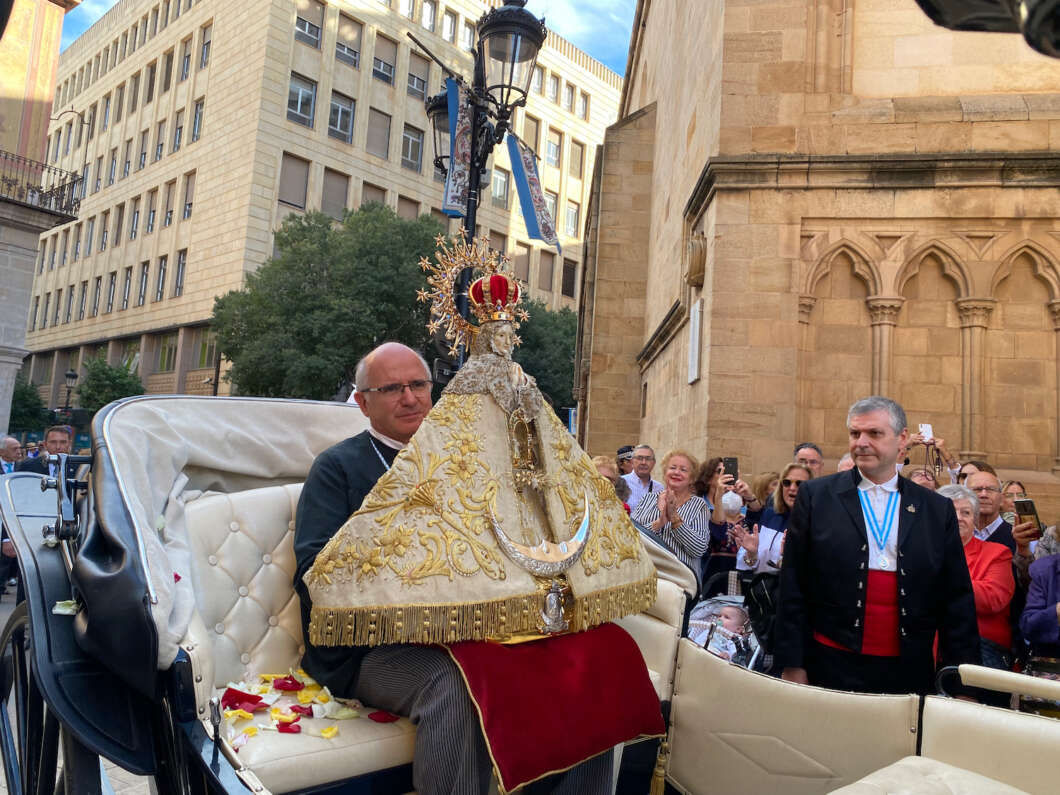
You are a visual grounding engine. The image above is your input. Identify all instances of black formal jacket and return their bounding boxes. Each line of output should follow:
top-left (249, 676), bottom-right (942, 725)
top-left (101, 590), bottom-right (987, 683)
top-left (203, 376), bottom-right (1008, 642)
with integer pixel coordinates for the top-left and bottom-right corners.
top-left (775, 468), bottom-right (980, 673)
top-left (293, 430), bottom-right (397, 696)
top-left (16, 456), bottom-right (79, 479)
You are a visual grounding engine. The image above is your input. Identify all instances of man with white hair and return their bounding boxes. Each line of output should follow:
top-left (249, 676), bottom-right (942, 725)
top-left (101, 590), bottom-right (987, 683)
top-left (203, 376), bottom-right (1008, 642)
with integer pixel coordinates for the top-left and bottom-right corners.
top-left (1, 436), bottom-right (21, 474)
top-left (776, 396), bottom-right (979, 694)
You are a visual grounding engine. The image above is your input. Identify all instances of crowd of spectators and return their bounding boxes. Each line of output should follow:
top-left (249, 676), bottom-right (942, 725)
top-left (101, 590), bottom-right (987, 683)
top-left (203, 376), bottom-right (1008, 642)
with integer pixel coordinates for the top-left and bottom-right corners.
top-left (595, 426), bottom-right (1060, 709)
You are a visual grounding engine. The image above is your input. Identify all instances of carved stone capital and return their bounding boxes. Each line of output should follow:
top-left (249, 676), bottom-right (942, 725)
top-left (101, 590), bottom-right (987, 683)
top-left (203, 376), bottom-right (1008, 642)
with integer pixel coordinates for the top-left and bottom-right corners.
top-left (797, 294), bottom-right (817, 324)
top-left (685, 233), bottom-right (708, 288)
top-left (1049, 299), bottom-right (1060, 331)
top-left (955, 298), bottom-right (997, 329)
top-left (865, 295), bottom-right (906, 326)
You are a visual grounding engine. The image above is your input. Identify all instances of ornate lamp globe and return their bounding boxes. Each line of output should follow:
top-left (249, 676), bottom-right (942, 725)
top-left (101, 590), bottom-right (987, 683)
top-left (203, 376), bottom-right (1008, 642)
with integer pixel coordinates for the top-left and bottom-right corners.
top-left (475, 0), bottom-right (546, 111)
top-left (425, 90), bottom-right (451, 175)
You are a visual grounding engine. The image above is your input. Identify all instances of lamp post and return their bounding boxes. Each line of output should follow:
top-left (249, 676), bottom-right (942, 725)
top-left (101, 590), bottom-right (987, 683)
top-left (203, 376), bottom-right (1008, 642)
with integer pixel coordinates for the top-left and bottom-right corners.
top-left (417, 0), bottom-right (546, 330)
top-left (63, 368), bottom-right (78, 414)
top-left (49, 108), bottom-right (89, 203)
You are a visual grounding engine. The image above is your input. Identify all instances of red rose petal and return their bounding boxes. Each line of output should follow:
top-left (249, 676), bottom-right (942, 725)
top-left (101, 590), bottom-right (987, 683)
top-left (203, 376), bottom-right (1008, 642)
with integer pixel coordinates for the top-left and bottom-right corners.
top-left (221, 688), bottom-right (262, 710)
top-left (241, 701), bottom-right (268, 713)
top-left (174, 572), bottom-right (182, 582)
top-left (272, 675), bottom-right (305, 692)
top-left (368, 710), bottom-right (400, 723)
top-left (277, 721), bottom-right (302, 734)
top-left (289, 704), bottom-right (313, 716)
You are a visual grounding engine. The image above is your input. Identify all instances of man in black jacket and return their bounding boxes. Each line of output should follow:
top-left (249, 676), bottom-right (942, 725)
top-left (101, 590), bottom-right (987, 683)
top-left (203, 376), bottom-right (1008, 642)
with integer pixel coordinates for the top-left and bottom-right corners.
top-left (17, 426), bottom-right (72, 476)
top-left (775, 396), bottom-right (980, 694)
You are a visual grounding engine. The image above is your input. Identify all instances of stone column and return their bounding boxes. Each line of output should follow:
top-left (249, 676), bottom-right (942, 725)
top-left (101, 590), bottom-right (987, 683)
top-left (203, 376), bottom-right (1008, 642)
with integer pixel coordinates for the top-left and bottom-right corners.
top-left (1049, 300), bottom-right (1060, 473)
top-left (955, 298), bottom-right (996, 460)
top-left (865, 296), bottom-right (905, 396)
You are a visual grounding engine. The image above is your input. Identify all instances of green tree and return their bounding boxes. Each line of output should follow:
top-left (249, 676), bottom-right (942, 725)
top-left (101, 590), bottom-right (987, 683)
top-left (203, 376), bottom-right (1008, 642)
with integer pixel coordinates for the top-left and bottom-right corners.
top-left (76, 356), bottom-right (145, 414)
top-left (8, 373), bottom-right (50, 431)
top-left (513, 298), bottom-right (577, 411)
top-left (211, 204), bottom-right (444, 399)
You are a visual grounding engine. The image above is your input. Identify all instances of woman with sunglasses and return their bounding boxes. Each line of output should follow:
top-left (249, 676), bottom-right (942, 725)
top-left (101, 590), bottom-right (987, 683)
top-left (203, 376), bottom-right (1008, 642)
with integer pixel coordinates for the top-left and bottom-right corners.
top-left (735, 463), bottom-right (813, 574)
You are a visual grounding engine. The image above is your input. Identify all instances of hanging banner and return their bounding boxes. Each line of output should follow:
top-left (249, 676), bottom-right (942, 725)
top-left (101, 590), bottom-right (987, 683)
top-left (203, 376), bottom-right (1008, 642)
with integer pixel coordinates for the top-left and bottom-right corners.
top-left (443, 78), bottom-right (472, 217)
top-left (507, 134), bottom-right (560, 253)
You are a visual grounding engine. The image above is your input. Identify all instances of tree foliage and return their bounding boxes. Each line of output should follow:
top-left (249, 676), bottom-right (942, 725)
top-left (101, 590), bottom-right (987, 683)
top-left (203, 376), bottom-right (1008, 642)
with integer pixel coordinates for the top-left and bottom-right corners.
top-left (513, 298), bottom-right (577, 411)
top-left (212, 204), bottom-right (444, 400)
top-left (8, 373), bottom-right (50, 431)
top-left (76, 356), bottom-right (145, 414)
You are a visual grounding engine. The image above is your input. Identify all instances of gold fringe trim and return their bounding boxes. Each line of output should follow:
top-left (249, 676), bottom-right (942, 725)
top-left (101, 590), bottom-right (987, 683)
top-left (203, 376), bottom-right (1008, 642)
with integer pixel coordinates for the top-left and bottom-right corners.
top-left (308, 573), bottom-right (658, 647)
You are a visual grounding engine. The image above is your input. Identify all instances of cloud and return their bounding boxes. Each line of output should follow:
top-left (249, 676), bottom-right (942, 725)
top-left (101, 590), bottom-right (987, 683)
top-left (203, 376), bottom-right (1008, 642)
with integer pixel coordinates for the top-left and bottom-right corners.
top-left (60, 0), bottom-right (119, 53)
top-left (533, 0), bottom-right (636, 75)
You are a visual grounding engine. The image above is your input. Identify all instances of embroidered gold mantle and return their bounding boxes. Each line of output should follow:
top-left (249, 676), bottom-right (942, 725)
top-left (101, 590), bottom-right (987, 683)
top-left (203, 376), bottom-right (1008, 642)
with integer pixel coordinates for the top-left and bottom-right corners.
top-left (306, 391), bottom-right (656, 647)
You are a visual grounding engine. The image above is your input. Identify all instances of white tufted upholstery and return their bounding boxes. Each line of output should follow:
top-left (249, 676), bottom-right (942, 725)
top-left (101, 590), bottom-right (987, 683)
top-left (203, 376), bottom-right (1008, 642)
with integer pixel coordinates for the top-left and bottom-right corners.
top-left (613, 579), bottom-right (686, 703)
top-left (829, 756), bottom-right (1028, 795)
top-left (180, 484), bottom-right (415, 794)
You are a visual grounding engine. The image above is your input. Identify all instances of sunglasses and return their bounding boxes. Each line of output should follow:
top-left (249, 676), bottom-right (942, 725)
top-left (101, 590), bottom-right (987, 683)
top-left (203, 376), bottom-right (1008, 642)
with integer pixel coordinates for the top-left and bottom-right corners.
top-left (782, 478), bottom-right (805, 489)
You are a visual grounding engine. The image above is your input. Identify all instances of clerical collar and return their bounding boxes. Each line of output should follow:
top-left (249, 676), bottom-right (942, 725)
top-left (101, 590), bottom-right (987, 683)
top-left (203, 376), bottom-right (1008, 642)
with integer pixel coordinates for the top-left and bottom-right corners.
top-left (368, 427), bottom-right (406, 451)
top-left (857, 469), bottom-right (898, 491)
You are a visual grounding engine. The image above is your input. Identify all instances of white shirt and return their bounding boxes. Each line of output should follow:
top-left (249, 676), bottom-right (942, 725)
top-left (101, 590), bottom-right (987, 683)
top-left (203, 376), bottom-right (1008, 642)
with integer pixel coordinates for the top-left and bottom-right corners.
top-left (974, 514), bottom-right (1004, 543)
top-left (368, 427), bottom-right (406, 451)
top-left (623, 472), bottom-right (663, 510)
top-left (1, 460), bottom-right (14, 474)
top-left (857, 470), bottom-right (900, 571)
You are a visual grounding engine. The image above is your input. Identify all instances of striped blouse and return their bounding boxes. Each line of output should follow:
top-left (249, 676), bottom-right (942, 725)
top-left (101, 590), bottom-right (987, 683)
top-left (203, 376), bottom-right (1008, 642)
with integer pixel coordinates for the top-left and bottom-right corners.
top-left (631, 491), bottom-right (710, 572)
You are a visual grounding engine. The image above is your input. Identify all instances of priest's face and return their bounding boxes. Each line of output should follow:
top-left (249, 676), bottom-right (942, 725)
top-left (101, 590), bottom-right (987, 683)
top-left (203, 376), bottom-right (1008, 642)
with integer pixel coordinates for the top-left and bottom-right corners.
top-left (354, 343), bottom-right (433, 444)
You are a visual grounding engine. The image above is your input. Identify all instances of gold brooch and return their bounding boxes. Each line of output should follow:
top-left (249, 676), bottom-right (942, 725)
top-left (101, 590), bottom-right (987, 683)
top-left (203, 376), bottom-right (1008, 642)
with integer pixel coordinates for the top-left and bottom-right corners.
top-left (906, 505), bottom-right (916, 513)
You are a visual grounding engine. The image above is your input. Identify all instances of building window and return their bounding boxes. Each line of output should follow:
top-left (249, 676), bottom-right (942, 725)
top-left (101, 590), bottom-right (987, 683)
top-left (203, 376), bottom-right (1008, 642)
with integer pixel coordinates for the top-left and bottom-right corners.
top-left (191, 98), bottom-right (204, 141)
top-left (199, 24), bottom-right (212, 69)
top-left (561, 259), bottom-right (577, 298)
top-left (41, 293), bottom-right (50, 328)
top-left (546, 128), bottom-right (561, 168)
top-left (157, 333), bottom-right (178, 373)
top-left (155, 255), bottom-right (167, 301)
top-left (122, 139), bottom-right (132, 178)
top-left (198, 330), bottom-right (217, 369)
top-left (79, 164), bottom-right (88, 198)
top-left (108, 148), bottom-right (117, 184)
top-left (295, 1), bottom-right (323, 48)
top-left (547, 74), bottom-right (559, 103)
top-left (29, 296), bottom-right (39, 331)
top-left (144, 61), bottom-right (156, 104)
top-left (531, 65), bottom-right (543, 94)
top-left (64, 286), bottom-right (74, 323)
top-left (442, 10), bottom-right (456, 42)
top-left (85, 217), bottom-right (95, 254)
top-left (174, 250), bottom-right (186, 297)
top-left (399, 0), bottom-right (414, 19)
top-left (60, 231), bottom-right (68, 265)
top-left (491, 168), bottom-right (509, 209)
top-left (105, 272), bottom-right (116, 313)
top-left (155, 120), bottom-right (166, 161)
top-left (569, 140), bottom-right (584, 179)
top-left (523, 114), bottom-right (539, 151)
top-left (129, 73), bottom-right (139, 112)
top-left (114, 84), bottom-right (125, 123)
top-left (328, 92), bottom-right (355, 143)
top-left (361, 182), bottom-right (386, 206)
top-left (397, 195), bottom-right (419, 220)
top-left (121, 267), bottom-right (132, 310)
top-left (113, 204), bottom-right (124, 244)
top-left (565, 200), bottom-right (580, 238)
top-left (336, 15), bottom-right (362, 67)
top-left (408, 53), bottom-right (429, 99)
top-left (278, 153), bottom-right (310, 209)
top-left (373, 35), bottom-right (397, 84)
top-left (146, 191), bottom-right (156, 233)
top-left (366, 108), bottom-right (391, 159)
top-left (101, 93), bottom-right (111, 130)
top-left (421, 0), bottom-right (435, 31)
top-left (78, 281), bottom-right (88, 320)
top-left (539, 250), bottom-right (554, 291)
top-left (401, 124), bottom-right (423, 171)
top-left (180, 38), bottom-right (191, 80)
top-left (137, 262), bottom-right (149, 306)
top-left (92, 276), bottom-right (102, 316)
top-left (72, 225), bottom-right (81, 260)
top-left (460, 21), bottom-right (474, 51)
top-left (163, 181), bottom-right (175, 226)
top-left (130, 201), bottom-right (140, 239)
top-left (100, 211), bottom-right (109, 250)
top-left (182, 171), bottom-right (195, 219)
top-left (514, 242), bottom-right (530, 282)
top-left (322, 168), bottom-right (349, 220)
top-left (287, 73), bottom-right (316, 127)
top-left (173, 110), bottom-right (184, 152)
top-left (563, 83), bottom-right (574, 112)
top-left (139, 129), bottom-right (148, 169)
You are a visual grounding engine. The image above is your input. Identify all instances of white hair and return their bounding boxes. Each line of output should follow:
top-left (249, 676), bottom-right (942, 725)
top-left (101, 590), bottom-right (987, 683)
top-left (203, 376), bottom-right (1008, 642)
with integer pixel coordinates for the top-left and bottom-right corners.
top-left (847, 396), bottom-right (907, 435)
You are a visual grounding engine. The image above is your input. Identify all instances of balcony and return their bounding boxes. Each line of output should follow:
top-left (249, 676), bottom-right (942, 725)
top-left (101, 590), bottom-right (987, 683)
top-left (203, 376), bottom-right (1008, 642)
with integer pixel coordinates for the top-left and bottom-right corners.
top-left (0, 150), bottom-right (80, 222)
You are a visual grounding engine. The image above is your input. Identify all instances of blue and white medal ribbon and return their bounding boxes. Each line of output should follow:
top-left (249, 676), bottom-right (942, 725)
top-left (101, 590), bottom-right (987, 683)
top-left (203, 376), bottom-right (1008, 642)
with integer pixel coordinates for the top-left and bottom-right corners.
top-left (858, 489), bottom-right (900, 570)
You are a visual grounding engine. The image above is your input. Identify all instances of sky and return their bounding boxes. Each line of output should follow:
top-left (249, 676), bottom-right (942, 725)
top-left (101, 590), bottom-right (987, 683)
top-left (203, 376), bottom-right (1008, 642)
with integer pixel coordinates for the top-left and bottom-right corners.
top-left (60, 0), bottom-right (637, 76)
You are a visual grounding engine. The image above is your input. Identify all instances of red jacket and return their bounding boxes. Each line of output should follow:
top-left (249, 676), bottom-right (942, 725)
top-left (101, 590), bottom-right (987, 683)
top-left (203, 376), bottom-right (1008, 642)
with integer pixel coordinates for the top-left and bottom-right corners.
top-left (963, 536), bottom-right (1014, 648)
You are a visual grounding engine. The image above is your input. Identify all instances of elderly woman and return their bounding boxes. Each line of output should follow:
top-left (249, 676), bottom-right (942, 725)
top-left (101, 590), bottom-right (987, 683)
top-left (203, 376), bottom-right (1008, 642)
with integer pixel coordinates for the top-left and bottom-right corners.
top-left (735, 463), bottom-right (812, 575)
top-left (937, 484), bottom-right (1015, 672)
top-left (631, 450), bottom-right (710, 573)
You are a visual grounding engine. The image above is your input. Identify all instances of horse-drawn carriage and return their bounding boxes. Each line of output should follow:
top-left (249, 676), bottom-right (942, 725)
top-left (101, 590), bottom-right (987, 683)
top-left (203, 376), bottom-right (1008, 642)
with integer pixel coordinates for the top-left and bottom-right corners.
top-left (3, 395), bottom-right (1060, 794)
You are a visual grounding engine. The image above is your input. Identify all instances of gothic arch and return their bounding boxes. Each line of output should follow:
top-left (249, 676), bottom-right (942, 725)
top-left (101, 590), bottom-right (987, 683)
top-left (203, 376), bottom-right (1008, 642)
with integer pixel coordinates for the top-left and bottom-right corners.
top-left (990, 240), bottom-right (1060, 300)
top-left (894, 241), bottom-right (971, 299)
top-left (804, 240), bottom-right (882, 298)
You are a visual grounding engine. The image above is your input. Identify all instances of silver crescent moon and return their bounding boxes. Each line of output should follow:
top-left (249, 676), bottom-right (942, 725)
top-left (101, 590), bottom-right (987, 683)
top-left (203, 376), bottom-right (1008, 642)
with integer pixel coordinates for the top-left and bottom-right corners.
top-left (492, 492), bottom-right (591, 577)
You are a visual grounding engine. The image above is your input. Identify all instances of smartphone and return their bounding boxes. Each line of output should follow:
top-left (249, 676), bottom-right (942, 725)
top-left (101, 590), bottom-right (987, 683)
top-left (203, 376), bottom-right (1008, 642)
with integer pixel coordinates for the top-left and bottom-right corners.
top-left (722, 456), bottom-right (739, 478)
top-left (1014, 498), bottom-right (1043, 538)
top-left (918, 423), bottom-right (934, 443)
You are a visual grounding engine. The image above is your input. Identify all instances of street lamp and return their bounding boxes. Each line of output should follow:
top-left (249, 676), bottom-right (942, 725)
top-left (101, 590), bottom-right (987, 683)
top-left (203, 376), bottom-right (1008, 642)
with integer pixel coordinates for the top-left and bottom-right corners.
top-left (417, 0), bottom-right (546, 337)
top-left (63, 368), bottom-right (78, 413)
top-left (50, 108), bottom-right (89, 203)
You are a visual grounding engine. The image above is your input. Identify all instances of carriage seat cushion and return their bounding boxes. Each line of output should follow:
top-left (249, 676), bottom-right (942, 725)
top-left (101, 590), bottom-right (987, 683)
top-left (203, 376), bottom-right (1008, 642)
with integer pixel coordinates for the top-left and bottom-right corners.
top-left (829, 756), bottom-right (1028, 794)
top-left (182, 484), bottom-right (415, 793)
top-left (613, 578), bottom-right (686, 702)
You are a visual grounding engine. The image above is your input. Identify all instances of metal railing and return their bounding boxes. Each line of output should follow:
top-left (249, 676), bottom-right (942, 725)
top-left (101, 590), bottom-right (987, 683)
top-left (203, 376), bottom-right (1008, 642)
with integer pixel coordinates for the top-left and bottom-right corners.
top-left (0, 150), bottom-right (81, 219)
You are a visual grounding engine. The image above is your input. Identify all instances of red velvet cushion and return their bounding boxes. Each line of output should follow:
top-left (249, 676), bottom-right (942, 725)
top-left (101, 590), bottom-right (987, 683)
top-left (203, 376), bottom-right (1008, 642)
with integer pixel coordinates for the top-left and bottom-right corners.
top-left (446, 622), bottom-right (664, 792)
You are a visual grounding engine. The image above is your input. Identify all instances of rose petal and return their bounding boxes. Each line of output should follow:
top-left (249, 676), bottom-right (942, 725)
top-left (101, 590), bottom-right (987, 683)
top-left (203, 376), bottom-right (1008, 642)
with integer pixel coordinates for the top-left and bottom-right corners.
top-left (277, 721), bottom-right (302, 734)
top-left (272, 675), bottom-right (305, 692)
top-left (221, 688), bottom-right (262, 710)
top-left (320, 726), bottom-right (339, 739)
top-left (368, 711), bottom-right (400, 723)
top-left (290, 705), bottom-right (313, 716)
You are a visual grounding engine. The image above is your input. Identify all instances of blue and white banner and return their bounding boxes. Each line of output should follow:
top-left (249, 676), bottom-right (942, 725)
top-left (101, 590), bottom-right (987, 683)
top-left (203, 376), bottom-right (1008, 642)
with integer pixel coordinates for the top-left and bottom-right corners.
top-left (507, 134), bottom-right (560, 253)
top-left (442, 78), bottom-right (471, 217)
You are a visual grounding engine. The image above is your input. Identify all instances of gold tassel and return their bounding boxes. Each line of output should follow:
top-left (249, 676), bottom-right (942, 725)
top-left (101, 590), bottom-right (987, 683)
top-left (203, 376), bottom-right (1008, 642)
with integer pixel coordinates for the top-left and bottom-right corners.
top-left (649, 740), bottom-right (669, 795)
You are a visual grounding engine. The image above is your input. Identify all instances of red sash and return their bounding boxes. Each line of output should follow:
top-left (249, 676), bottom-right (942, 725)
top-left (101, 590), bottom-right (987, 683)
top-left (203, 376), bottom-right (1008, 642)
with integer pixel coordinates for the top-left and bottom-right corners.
top-left (815, 570), bottom-right (900, 657)
top-left (445, 623), bottom-right (664, 793)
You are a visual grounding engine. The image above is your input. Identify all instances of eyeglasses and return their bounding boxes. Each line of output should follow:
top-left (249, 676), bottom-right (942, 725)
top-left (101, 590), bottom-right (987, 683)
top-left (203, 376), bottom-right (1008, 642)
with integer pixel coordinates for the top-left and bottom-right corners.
top-left (970, 486), bottom-right (1000, 494)
top-left (632, 455), bottom-right (655, 462)
top-left (782, 479), bottom-right (805, 489)
top-left (359, 379), bottom-right (432, 397)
